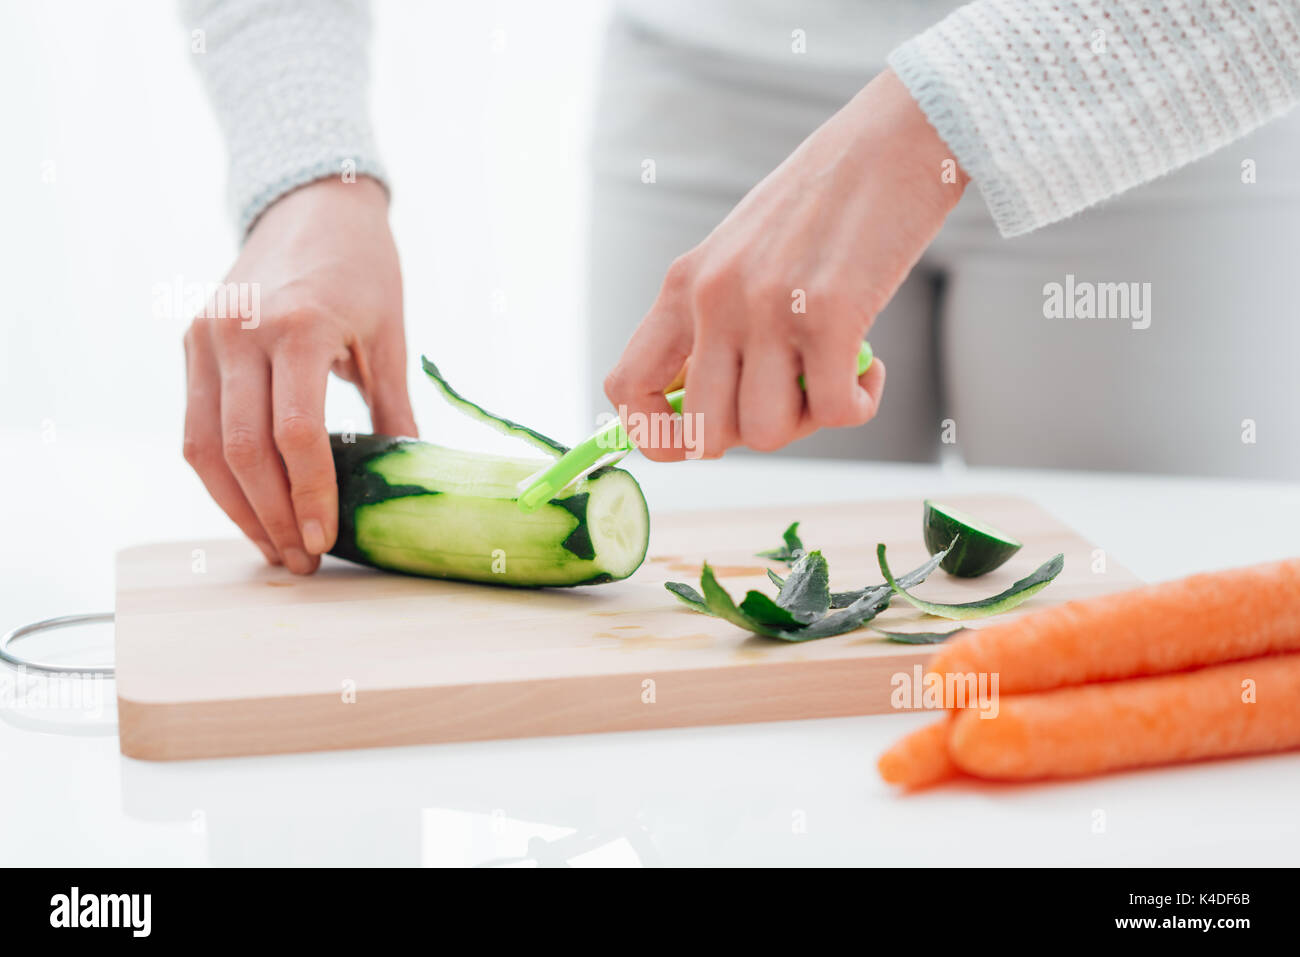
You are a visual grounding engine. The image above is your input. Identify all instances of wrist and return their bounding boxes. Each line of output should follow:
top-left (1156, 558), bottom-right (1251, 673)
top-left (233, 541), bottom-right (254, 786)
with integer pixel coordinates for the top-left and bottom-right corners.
top-left (850, 68), bottom-right (969, 209)
top-left (249, 174), bottom-right (390, 238)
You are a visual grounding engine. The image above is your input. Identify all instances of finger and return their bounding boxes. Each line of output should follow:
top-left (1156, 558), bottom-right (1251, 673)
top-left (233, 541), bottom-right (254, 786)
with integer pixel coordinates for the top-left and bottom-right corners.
top-left (859, 353), bottom-right (887, 417)
top-left (613, 259), bottom-right (695, 398)
top-left (791, 354), bottom-right (888, 443)
top-left (684, 337), bottom-right (741, 459)
top-left (737, 342), bottom-right (802, 452)
top-left (801, 334), bottom-right (876, 430)
top-left (183, 326), bottom-right (280, 566)
top-left (366, 332), bottom-right (418, 438)
top-left (604, 319), bottom-right (693, 463)
top-left (218, 345), bottom-right (319, 575)
top-left (604, 263), bottom-right (696, 463)
top-left (272, 340), bottom-right (341, 556)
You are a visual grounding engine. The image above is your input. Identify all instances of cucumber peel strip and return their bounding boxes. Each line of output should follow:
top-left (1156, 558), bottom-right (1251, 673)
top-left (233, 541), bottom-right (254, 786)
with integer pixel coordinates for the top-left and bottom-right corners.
top-left (737, 590), bottom-right (806, 629)
top-left (665, 544), bottom-right (953, 642)
top-left (871, 625), bottom-right (968, 645)
top-left (756, 522), bottom-right (805, 566)
top-left (769, 549), bottom-right (947, 609)
top-left (878, 543), bottom-right (1064, 621)
top-left (697, 563), bottom-right (796, 640)
top-left (665, 581), bottom-right (708, 613)
top-left (420, 356), bottom-right (569, 459)
top-left (668, 575), bottom-right (829, 633)
top-left (771, 550), bottom-right (830, 623)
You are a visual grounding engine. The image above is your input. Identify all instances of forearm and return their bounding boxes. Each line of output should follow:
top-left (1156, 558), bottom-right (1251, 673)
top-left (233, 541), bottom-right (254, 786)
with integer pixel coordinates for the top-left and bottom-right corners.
top-left (181, 0), bottom-right (387, 235)
top-left (889, 0), bottom-right (1300, 237)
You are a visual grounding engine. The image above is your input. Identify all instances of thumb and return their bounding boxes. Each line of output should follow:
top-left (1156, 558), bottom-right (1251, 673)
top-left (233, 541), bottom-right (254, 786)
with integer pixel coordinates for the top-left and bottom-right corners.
top-left (603, 268), bottom-right (695, 408)
top-left (603, 277), bottom-right (695, 462)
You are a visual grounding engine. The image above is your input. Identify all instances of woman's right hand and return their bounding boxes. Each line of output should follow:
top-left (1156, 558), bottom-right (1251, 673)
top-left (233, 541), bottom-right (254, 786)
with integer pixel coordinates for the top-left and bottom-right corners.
top-left (604, 68), bottom-right (962, 460)
top-left (183, 176), bottom-right (417, 574)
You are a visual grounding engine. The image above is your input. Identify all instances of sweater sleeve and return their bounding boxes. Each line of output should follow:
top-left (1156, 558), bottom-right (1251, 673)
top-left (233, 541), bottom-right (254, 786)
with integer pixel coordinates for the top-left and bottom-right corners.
top-left (180, 0), bottom-right (388, 236)
top-left (888, 1), bottom-right (1300, 237)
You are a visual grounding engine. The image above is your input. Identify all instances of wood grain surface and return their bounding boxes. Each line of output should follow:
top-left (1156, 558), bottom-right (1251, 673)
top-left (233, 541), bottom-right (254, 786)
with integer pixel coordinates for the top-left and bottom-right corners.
top-left (115, 494), bottom-right (1137, 760)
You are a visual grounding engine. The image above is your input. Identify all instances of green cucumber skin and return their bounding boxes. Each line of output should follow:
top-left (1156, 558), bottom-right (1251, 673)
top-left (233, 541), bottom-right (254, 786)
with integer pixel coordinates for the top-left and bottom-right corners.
top-left (923, 503), bottom-right (1022, 578)
top-left (329, 434), bottom-right (428, 568)
top-left (880, 543), bottom-right (1064, 621)
top-left (328, 433), bottom-right (648, 587)
top-left (420, 357), bottom-right (570, 457)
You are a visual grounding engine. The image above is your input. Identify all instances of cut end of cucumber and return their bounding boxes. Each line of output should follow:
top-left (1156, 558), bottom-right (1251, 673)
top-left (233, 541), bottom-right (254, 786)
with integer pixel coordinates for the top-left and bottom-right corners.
top-left (922, 500), bottom-right (1023, 578)
top-left (584, 467), bottom-right (650, 581)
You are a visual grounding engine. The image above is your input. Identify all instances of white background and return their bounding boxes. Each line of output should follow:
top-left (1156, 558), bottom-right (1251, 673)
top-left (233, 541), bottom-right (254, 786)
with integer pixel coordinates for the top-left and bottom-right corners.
top-left (0, 0), bottom-right (611, 457)
top-left (3, 1), bottom-right (1298, 868)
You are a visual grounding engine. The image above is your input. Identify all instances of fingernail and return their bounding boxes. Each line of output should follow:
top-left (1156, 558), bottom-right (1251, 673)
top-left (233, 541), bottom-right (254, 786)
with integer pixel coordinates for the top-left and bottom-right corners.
top-left (284, 548), bottom-right (313, 575)
top-left (257, 542), bottom-right (281, 565)
top-left (302, 519), bottom-right (327, 554)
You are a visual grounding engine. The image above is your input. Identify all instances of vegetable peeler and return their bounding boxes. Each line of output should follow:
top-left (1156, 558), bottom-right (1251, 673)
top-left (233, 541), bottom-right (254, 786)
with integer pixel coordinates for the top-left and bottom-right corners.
top-left (516, 340), bottom-right (874, 513)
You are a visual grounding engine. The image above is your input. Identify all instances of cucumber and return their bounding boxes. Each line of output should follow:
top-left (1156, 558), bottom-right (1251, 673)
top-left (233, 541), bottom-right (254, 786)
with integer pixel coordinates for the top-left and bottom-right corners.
top-left (330, 434), bottom-right (649, 586)
top-left (922, 500), bottom-right (1023, 577)
top-left (324, 356), bottom-right (649, 586)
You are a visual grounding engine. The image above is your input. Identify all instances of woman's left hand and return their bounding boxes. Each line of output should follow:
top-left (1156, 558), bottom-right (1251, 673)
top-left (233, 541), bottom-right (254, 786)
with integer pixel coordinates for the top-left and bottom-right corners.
top-left (604, 67), bottom-right (967, 461)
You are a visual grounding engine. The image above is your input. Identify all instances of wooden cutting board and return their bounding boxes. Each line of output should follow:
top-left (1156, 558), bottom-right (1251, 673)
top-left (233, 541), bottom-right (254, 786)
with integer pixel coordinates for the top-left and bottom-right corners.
top-left (115, 494), bottom-right (1137, 760)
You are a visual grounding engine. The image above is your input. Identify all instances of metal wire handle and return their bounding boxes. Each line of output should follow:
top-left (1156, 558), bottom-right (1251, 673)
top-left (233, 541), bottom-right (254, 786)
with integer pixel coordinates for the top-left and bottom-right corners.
top-left (0, 613), bottom-right (115, 677)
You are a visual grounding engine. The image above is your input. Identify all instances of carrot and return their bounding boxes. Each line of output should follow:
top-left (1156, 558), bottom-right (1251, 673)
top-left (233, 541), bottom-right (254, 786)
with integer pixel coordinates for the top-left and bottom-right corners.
top-left (930, 557), bottom-right (1300, 696)
top-left (947, 652), bottom-right (1300, 781)
top-left (877, 718), bottom-right (958, 789)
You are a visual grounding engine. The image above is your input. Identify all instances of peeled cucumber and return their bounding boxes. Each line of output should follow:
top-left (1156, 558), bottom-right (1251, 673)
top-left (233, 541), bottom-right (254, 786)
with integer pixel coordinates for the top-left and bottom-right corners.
top-left (326, 357), bottom-right (649, 586)
top-left (330, 434), bottom-right (649, 586)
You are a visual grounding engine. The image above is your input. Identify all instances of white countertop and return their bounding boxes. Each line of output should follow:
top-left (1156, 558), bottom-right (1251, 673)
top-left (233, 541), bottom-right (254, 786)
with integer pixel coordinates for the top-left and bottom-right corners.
top-left (2, 428), bottom-right (1298, 866)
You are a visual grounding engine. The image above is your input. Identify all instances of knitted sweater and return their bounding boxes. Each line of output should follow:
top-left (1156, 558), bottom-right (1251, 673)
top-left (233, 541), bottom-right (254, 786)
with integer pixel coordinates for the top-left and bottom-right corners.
top-left (183, 0), bottom-right (1300, 238)
top-left (890, 1), bottom-right (1300, 235)
top-left (181, 0), bottom-right (387, 234)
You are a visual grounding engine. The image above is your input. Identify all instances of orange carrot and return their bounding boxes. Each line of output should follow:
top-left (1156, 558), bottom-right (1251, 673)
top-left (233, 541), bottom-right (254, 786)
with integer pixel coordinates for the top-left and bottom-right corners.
top-left (947, 652), bottom-right (1300, 781)
top-left (931, 557), bottom-right (1300, 696)
top-left (877, 719), bottom-right (958, 789)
